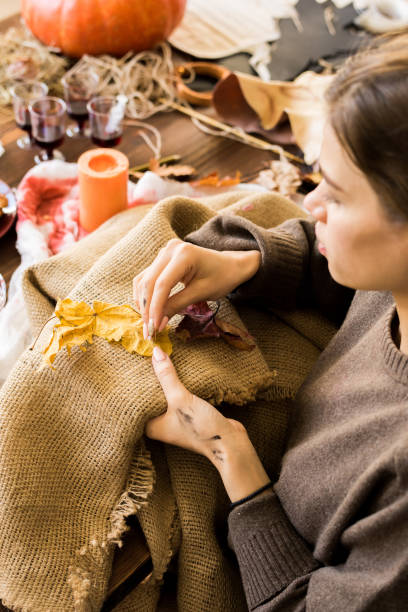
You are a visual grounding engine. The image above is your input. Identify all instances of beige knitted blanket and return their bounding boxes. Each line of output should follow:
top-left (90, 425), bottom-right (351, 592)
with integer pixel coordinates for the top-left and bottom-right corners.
top-left (0, 191), bottom-right (336, 611)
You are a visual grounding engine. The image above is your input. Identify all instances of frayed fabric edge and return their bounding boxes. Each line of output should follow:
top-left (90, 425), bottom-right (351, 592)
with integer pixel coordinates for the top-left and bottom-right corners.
top-left (136, 494), bottom-right (181, 596)
top-left (68, 440), bottom-right (155, 612)
top-left (209, 371), bottom-right (278, 406)
top-left (114, 459), bottom-right (182, 610)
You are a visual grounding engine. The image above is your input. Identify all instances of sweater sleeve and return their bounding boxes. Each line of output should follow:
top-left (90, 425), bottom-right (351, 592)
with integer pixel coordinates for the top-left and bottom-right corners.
top-left (185, 215), bottom-right (354, 326)
top-left (228, 486), bottom-right (408, 611)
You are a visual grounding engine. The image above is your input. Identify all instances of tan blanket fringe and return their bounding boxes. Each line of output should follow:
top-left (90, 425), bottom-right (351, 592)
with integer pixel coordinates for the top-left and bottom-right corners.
top-left (68, 442), bottom-right (155, 610)
top-left (0, 191), bottom-right (335, 611)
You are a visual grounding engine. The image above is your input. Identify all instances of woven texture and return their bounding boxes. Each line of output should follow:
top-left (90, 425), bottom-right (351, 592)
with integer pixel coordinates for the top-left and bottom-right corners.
top-left (0, 191), bottom-right (336, 611)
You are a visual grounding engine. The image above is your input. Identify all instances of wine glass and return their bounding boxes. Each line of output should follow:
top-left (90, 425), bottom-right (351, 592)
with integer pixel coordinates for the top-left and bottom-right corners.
top-left (29, 96), bottom-right (67, 163)
top-left (87, 96), bottom-right (127, 148)
top-left (61, 68), bottom-right (100, 138)
top-left (10, 81), bottom-right (49, 149)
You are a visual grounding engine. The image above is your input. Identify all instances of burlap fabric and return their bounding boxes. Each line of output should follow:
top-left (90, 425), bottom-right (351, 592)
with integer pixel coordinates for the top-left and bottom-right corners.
top-left (0, 191), bottom-right (336, 611)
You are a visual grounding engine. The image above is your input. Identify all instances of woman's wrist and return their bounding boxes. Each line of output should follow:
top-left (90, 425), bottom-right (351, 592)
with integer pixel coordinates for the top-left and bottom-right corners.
top-left (207, 419), bottom-right (271, 503)
top-left (223, 249), bottom-right (261, 289)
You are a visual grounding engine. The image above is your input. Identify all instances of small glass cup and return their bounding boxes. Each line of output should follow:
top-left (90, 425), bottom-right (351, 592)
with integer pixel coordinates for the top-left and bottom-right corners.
top-left (10, 81), bottom-right (49, 149)
top-left (87, 96), bottom-right (127, 148)
top-left (61, 68), bottom-right (100, 138)
top-left (29, 96), bottom-right (66, 163)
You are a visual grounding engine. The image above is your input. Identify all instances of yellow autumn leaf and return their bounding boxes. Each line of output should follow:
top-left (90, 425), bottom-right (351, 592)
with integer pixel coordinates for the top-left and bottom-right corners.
top-left (93, 301), bottom-right (140, 342)
top-left (121, 317), bottom-right (172, 356)
top-left (41, 298), bottom-right (172, 368)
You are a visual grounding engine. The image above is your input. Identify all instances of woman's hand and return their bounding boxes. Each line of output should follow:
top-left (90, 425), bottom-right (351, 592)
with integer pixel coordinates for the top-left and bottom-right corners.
top-left (148, 346), bottom-right (270, 502)
top-left (133, 239), bottom-right (260, 337)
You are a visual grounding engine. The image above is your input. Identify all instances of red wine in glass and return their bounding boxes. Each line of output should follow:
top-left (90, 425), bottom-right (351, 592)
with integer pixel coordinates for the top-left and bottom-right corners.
top-left (62, 69), bottom-right (100, 138)
top-left (11, 81), bottom-right (48, 149)
top-left (66, 100), bottom-right (89, 133)
top-left (91, 134), bottom-right (122, 148)
top-left (87, 95), bottom-right (126, 149)
top-left (33, 133), bottom-right (65, 158)
top-left (16, 119), bottom-right (33, 140)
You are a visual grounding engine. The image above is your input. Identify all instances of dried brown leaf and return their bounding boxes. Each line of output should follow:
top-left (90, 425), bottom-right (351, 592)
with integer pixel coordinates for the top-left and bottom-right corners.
top-left (215, 317), bottom-right (256, 351)
top-left (175, 301), bottom-right (255, 351)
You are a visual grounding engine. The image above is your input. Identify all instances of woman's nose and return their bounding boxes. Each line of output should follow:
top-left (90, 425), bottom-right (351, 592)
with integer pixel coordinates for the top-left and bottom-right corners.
top-left (303, 186), bottom-right (327, 222)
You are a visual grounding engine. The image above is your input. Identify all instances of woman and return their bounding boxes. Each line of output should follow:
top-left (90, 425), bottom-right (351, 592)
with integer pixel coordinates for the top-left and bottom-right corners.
top-left (133, 31), bottom-right (408, 609)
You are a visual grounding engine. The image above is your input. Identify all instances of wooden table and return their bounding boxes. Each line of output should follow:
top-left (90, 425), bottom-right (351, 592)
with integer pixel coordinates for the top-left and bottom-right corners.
top-left (0, 13), bottom-right (275, 289)
top-left (0, 12), bottom-right (284, 611)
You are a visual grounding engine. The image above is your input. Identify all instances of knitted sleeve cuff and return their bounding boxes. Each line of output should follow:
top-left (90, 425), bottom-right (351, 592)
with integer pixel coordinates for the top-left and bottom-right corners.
top-left (185, 215), bottom-right (304, 309)
top-left (228, 490), bottom-right (320, 609)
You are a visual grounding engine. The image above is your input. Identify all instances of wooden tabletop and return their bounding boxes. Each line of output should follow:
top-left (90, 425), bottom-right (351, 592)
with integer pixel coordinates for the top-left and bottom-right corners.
top-left (0, 13), bottom-right (277, 290)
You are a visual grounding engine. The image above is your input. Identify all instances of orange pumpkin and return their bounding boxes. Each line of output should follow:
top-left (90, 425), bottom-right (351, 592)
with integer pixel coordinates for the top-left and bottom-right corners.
top-left (21, 0), bottom-right (187, 58)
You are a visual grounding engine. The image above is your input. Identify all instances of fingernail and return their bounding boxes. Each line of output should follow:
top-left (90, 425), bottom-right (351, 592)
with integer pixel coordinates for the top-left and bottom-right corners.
top-left (158, 315), bottom-right (169, 333)
top-left (148, 318), bottom-right (155, 338)
top-left (143, 322), bottom-right (148, 340)
top-left (153, 346), bottom-right (166, 361)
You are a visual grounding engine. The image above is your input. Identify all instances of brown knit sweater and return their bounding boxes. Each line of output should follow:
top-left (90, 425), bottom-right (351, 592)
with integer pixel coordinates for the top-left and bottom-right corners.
top-left (186, 215), bottom-right (408, 611)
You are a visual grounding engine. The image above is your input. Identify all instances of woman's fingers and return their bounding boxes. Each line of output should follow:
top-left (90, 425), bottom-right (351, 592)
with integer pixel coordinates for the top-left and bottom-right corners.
top-left (135, 241), bottom-right (200, 334)
top-left (133, 240), bottom-right (234, 335)
top-left (133, 248), bottom-right (173, 322)
top-left (152, 346), bottom-right (189, 407)
top-left (147, 255), bottom-right (199, 330)
top-left (133, 239), bottom-right (186, 327)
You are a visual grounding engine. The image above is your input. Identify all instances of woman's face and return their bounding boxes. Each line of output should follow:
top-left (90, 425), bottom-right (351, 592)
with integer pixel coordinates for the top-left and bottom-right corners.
top-left (303, 122), bottom-right (408, 293)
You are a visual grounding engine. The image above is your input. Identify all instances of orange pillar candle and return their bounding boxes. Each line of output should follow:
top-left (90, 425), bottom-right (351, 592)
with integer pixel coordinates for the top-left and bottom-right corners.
top-left (78, 148), bottom-right (129, 232)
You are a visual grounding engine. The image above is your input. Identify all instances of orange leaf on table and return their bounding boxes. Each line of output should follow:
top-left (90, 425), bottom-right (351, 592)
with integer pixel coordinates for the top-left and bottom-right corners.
top-left (190, 171), bottom-right (241, 187)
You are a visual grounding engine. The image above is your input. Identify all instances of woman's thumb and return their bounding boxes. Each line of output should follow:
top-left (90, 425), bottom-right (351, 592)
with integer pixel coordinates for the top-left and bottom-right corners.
top-left (152, 346), bottom-right (187, 403)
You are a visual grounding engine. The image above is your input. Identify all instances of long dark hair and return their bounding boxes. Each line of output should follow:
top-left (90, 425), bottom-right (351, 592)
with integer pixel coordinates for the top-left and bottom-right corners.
top-left (325, 29), bottom-right (408, 222)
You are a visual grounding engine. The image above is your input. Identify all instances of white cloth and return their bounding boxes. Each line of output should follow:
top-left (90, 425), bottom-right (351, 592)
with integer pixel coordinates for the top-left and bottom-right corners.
top-left (169, 0), bottom-right (298, 60)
